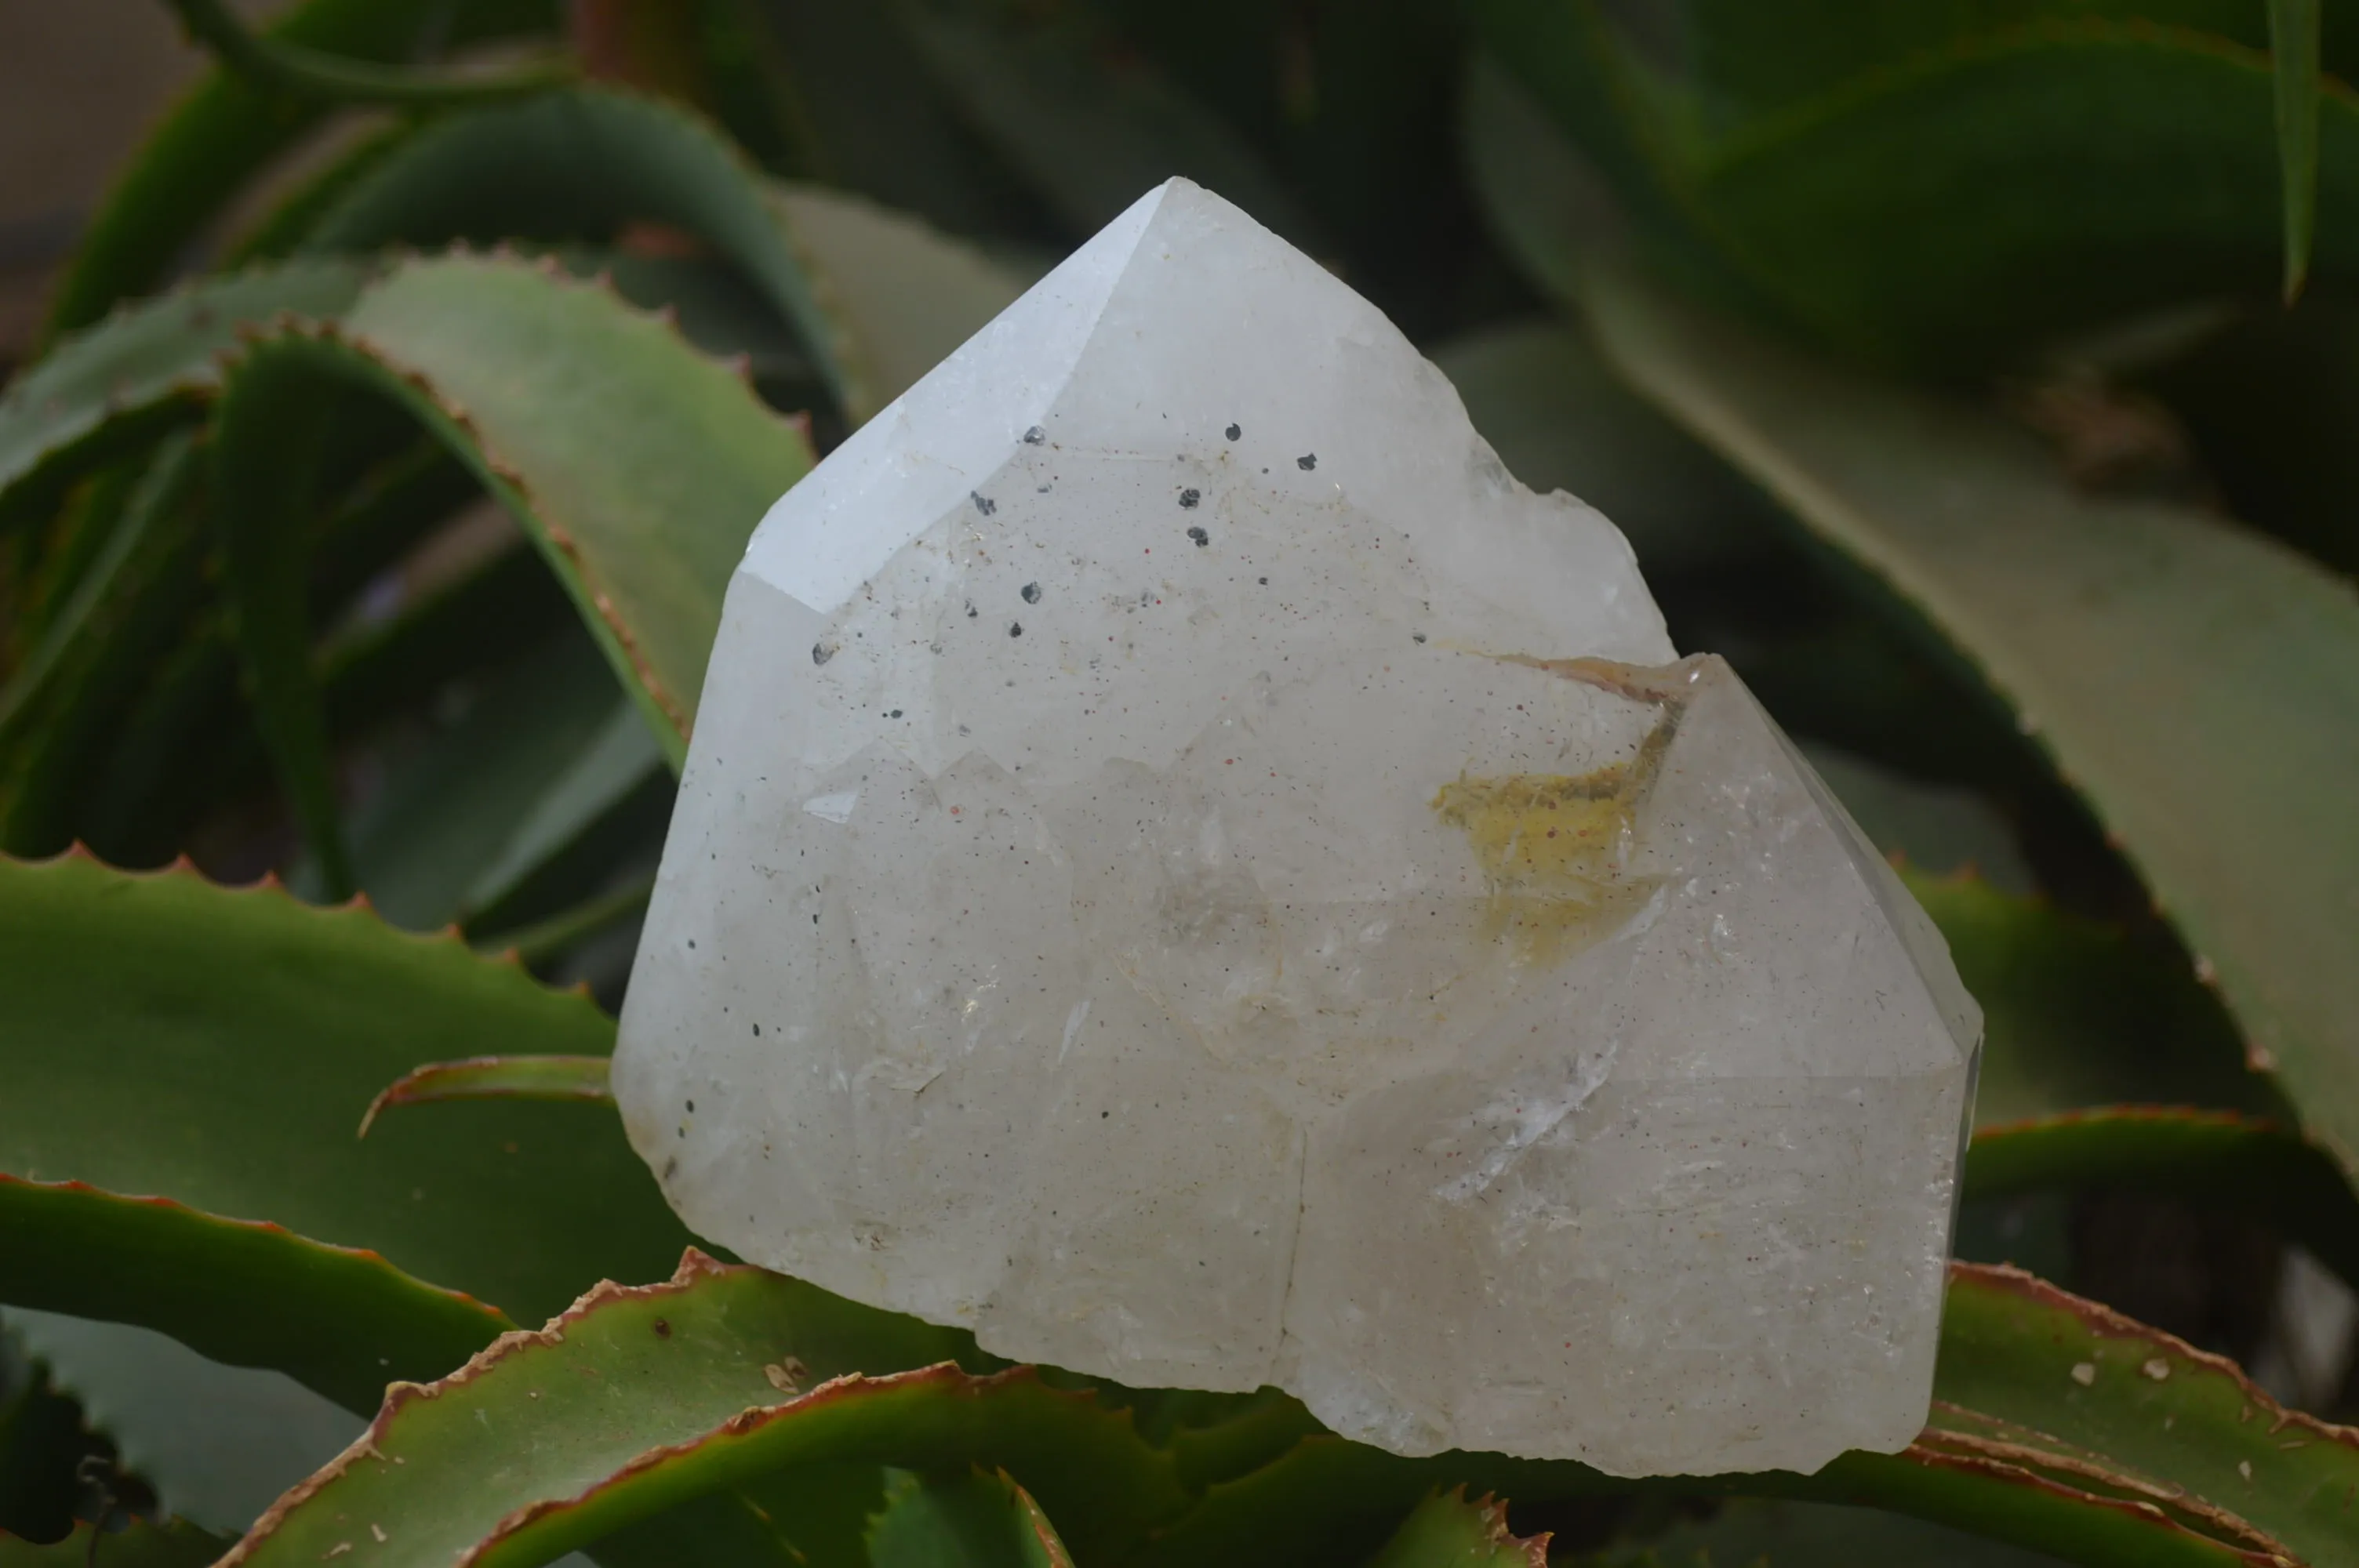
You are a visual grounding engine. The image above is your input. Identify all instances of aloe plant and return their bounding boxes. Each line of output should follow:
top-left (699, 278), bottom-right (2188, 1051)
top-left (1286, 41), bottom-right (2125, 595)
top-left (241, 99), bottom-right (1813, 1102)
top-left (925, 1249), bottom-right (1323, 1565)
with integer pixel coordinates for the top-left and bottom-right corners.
top-left (2, 1), bottom-right (2356, 1563)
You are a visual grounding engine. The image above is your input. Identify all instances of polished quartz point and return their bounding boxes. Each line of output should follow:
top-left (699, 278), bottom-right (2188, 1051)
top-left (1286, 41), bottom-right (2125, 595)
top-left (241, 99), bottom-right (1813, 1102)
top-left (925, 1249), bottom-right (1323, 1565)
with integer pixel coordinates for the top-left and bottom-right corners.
top-left (615, 179), bottom-right (1982, 1477)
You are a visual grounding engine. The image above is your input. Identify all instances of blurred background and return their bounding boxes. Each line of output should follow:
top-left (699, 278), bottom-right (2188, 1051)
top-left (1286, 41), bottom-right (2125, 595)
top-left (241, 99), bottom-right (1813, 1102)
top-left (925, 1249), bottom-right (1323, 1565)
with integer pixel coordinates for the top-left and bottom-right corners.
top-left (2, 1), bottom-right (2356, 1557)
top-left (0, 5), bottom-right (242, 363)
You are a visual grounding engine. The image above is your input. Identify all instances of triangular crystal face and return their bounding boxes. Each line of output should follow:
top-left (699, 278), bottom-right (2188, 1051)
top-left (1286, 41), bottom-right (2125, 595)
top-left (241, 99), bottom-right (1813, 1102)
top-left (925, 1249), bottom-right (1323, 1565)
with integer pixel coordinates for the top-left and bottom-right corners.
top-left (615, 179), bottom-right (1981, 1476)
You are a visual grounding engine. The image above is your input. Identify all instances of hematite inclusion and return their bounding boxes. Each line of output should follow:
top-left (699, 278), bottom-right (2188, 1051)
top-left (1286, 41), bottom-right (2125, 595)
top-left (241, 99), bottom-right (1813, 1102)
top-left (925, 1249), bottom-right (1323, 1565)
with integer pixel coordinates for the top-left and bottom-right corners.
top-left (616, 179), bottom-right (1981, 1476)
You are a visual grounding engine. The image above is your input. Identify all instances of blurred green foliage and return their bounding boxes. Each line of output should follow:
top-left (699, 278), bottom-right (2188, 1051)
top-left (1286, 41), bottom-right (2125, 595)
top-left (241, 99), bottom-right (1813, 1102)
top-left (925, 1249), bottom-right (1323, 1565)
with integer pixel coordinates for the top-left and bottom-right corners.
top-left (2, 2), bottom-right (2356, 1564)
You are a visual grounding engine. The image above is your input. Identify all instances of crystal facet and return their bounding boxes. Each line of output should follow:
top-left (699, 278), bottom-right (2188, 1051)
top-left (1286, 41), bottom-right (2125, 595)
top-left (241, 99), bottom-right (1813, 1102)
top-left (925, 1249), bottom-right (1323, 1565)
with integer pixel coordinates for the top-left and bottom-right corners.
top-left (615, 180), bottom-right (1982, 1476)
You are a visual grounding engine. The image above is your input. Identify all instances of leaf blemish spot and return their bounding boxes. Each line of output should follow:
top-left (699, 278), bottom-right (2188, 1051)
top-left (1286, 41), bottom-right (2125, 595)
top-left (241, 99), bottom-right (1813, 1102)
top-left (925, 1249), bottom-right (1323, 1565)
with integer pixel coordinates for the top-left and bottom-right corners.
top-left (2070, 1362), bottom-right (2096, 1386)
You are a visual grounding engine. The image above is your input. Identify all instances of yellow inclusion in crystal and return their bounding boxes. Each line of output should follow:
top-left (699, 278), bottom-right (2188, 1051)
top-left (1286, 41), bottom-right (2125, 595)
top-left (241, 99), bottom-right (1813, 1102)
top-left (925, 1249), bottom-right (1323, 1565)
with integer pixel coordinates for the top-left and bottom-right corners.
top-left (1432, 768), bottom-right (1645, 962)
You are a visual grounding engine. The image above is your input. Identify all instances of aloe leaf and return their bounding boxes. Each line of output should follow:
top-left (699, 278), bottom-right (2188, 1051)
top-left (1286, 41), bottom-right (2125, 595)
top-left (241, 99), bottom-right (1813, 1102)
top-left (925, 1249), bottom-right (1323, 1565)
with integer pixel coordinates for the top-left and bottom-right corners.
top-left (162, 0), bottom-right (572, 106)
top-left (1966, 1109), bottom-right (2359, 1291)
top-left (0, 437), bottom-right (198, 764)
top-left (1365, 1490), bottom-right (1548, 1568)
top-left (0, 1308), bottom-right (363, 1534)
top-left (892, 0), bottom-right (1318, 245)
top-left (42, 0), bottom-right (557, 340)
top-left (309, 441), bottom-right (488, 617)
top-left (751, 0), bottom-right (1049, 241)
top-left (319, 540), bottom-right (577, 753)
top-left (1901, 1262), bottom-right (2359, 1567)
top-left (295, 87), bottom-right (879, 418)
top-left (477, 877), bottom-right (653, 969)
top-left (2144, 295), bottom-right (2359, 582)
top-left (0, 260), bottom-right (368, 539)
top-left (867, 1468), bottom-right (1074, 1568)
top-left (289, 84), bottom-right (1028, 422)
top-left (1144, 1264), bottom-right (2359, 1568)
top-left (1583, 1497), bottom-right (2067, 1566)
top-left (1457, 49), bottom-right (1635, 310)
top-left (0, 1519), bottom-right (228, 1568)
top-left (1429, 318), bottom-right (1775, 577)
top-left (1578, 263), bottom-right (2359, 1172)
top-left (2273, 0), bottom-right (2325, 299)
top-left (1809, 748), bottom-right (2034, 895)
top-left (764, 183), bottom-right (1030, 410)
top-left (282, 80), bottom-right (1023, 422)
top-left (1552, 2), bottom-right (2276, 129)
top-left (211, 355), bottom-right (373, 895)
top-left (305, 635), bottom-right (665, 933)
top-left (1, 452), bottom-right (213, 860)
top-left (0, 850), bottom-right (689, 1327)
top-left (216, 1250), bottom-right (1183, 1568)
top-left (1476, 5), bottom-right (2359, 367)
top-left (459, 695), bottom-right (665, 934)
top-left (1903, 870), bottom-right (2279, 1130)
top-left (551, 249), bottom-right (815, 391)
top-left (0, 1177), bottom-right (509, 1413)
top-left (224, 121), bottom-right (421, 267)
top-left (361, 1056), bottom-right (614, 1136)
top-left (251, 253), bottom-right (816, 764)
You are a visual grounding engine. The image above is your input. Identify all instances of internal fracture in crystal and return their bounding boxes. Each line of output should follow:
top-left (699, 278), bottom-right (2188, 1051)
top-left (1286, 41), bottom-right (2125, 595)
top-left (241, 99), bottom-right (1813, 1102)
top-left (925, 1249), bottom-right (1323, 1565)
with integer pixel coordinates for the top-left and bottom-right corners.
top-left (615, 179), bottom-right (1982, 1477)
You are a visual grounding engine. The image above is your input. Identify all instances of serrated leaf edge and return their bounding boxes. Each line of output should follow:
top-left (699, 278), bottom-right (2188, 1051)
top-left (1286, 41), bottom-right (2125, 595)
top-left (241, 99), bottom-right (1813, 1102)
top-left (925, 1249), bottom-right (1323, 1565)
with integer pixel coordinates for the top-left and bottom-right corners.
top-left (13, 844), bottom-right (611, 999)
top-left (209, 249), bottom-right (812, 749)
top-left (0, 1174), bottom-right (514, 1330)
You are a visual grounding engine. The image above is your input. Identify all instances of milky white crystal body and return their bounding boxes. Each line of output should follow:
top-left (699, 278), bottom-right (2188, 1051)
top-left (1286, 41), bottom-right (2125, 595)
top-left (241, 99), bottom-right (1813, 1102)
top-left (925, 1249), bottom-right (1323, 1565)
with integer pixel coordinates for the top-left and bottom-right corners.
top-left (615, 179), bottom-right (1982, 1476)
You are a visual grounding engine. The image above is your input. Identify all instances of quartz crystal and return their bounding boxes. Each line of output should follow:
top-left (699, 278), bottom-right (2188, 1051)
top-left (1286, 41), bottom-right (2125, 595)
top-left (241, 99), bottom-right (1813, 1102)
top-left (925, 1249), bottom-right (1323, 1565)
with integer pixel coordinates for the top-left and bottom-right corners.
top-left (615, 179), bottom-right (1983, 1477)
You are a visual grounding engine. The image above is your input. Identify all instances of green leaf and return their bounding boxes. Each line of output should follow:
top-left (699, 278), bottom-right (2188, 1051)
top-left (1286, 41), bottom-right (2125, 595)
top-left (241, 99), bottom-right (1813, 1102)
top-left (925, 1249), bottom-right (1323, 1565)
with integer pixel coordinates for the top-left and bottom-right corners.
top-left (892, 0), bottom-right (1319, 246)
top-left (1578, 262), bottom-right (2359, 1171)
top-left (554, 249), bottom-right (816, 392)
top-left (867, 1468), bottom-right (1074, 1568)
top-left (211, 354), bottom-right (373, 897)
top-left (751, 0), bottom-right (1052, 243)
top-left (1143, 1264), bottom-right (2359, 1568)
top-left (0, 1307), bottom-right (362, 1534)
top-left (0, 849), bottom-right (690, 1328)
top-left (2272, 0), bottom-right (2324, 299)
top-left (0, 1178), bottom-right (510, 1413)
top-left (478, 876), bottom-right (653, 969)
top-left (1457, 49), bottom-right (1635, 311)
top-left (361, 1056), bottom-right (614, 1137)
top-left (1, 452), bottom-right (215, 861)
top-left (1903, 870), bottom-right (2278, 1129)
top-left (223, 121), bottom-right (420, 267)
top-left (765, 182), bottom-right (1031, 411)
top-left (40, 0), bottom-right (556, 340)
top-left (296, 88), bottom-right (878, 418)
top-left (2143, 294), bottom-right (2359, 580)
top-left (1364, 1490), bottom-right (1547, 1568)
top-left (218, 1251), bottom-right (1185, 1568)
top-left (221, 253), bottom-right (816, 771)
top-left (1902, 1262), bottom-right (2359, 1568)
top-left (1476, 5), bottom-right (2359, 366)
top-left (0, 1519), bottom-right (229, 1568)
top-left (1584, 1498), bottom-right (2071, 1566)
top-left (0, 437), bottom-right (201, 768)
top-left (308, 441), bottom-right (488, 618)
top-left (0, 1331), bottom-right (89, 1544)
top-left (457, 692), bottom-right (664, 935)
top-left (318, 539), bottom-right (577, 758)
top-left (1805, 746), bottom-right (2034, 895)
top-left (1430, 318), bottom-right (1775, 578)
top-left (0, 260), bottom-right (369, 539)
top-left (161, 0), bottom-right (572, 107)
top-left (307, 635), bottom-right (666, 933)
top-left (1966, 1109), bottom-right (2359, 1290)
